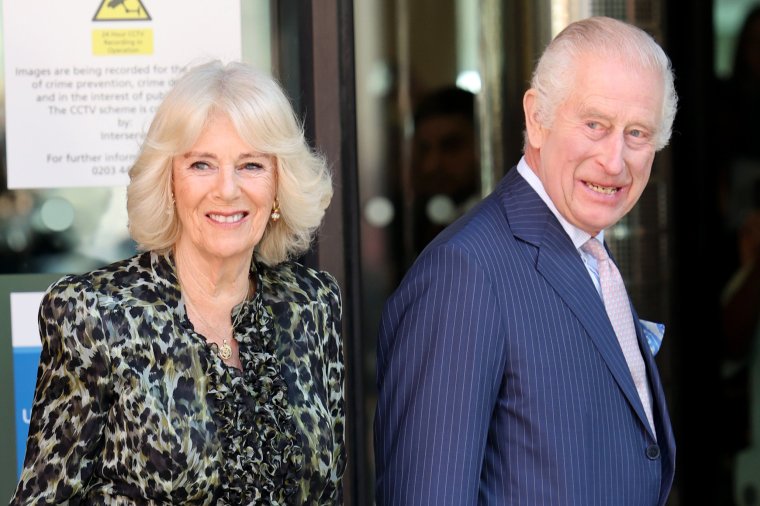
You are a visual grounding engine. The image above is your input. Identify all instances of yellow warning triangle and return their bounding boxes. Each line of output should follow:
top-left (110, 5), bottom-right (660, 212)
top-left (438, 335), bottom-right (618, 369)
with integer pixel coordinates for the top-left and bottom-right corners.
top-left (93, 0), bottom-right (151, 21)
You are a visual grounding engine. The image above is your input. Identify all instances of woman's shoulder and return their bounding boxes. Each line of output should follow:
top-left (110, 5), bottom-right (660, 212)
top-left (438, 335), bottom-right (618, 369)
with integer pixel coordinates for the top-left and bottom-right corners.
top-left (258, 260), bottom-right (340, 305)
top-left (45, 251), bottom-right (157, 300)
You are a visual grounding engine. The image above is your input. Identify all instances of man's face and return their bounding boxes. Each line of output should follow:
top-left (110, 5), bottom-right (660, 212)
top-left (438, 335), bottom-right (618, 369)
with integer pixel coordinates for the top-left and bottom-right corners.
top-left (524, 54), bottom-right (664, 235)
top-left (412, 115), bottom-right (479, 201)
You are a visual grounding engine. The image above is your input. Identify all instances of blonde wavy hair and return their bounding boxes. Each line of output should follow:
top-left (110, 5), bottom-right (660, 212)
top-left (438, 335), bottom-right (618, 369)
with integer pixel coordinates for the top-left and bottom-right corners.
top-left (127, 60), bottom-right (333, 265)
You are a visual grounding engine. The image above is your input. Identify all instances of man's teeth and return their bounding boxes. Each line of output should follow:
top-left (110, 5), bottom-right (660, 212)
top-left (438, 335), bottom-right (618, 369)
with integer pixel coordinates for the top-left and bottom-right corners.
top-left (586, 182), bottom-right (618, 195)
top-left (209, 213), bottom-right (244, 223)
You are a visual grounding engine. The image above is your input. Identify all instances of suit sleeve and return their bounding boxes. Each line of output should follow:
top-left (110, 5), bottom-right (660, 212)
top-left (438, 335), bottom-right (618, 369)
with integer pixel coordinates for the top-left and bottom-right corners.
top-left (11, 277), bottom-right (112, 505)
top-left (375, 244), bottom-right (506, 505)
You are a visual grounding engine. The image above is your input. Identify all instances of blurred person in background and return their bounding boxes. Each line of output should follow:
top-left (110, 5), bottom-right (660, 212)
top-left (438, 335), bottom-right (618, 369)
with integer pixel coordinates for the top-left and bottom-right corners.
top-left (715, 6), bottom-right (760, 503)
top-left (410, 86), bottom-right (480, 256)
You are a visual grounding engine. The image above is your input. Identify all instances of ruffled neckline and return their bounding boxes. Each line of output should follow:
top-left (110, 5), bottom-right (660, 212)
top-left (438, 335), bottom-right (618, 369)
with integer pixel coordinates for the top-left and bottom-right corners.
top-left (156, 253), bottom-right (303, 504)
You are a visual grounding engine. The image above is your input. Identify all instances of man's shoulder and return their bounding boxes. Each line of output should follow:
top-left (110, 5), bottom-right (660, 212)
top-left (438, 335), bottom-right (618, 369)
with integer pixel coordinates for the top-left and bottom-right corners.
top-left (425, 171), bottom-right (524, 252)
top-left (402, 167), bottom-right (548, 284)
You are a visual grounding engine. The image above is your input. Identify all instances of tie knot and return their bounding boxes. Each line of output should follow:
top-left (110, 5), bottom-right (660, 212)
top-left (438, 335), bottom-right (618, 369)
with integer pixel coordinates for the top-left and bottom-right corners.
top-left (582, 237), bottom-right (609, 262)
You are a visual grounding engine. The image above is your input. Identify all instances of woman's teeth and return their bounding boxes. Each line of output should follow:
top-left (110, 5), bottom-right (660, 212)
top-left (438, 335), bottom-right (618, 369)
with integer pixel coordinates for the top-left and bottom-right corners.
top-left (209, 213), bottom-right (244, 223)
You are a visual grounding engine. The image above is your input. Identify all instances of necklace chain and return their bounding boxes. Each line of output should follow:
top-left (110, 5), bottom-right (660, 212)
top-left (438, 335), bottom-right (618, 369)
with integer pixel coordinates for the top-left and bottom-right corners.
top-left (183, 292), bottom-right (235, 361)
top-left (175, 256), bottom-right (252, 364)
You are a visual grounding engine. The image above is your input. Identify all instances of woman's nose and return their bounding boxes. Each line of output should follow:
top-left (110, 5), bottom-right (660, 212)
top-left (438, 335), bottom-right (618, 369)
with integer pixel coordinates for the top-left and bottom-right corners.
top-left (215, 166), bottom-right (241, 199)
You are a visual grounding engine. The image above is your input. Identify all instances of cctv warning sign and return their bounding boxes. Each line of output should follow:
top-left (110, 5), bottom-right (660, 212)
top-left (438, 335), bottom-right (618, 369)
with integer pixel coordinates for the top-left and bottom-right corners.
top-left (1, 0), bottom-right (242, 189)
top-left (93, 0), bottom-right (151, 21)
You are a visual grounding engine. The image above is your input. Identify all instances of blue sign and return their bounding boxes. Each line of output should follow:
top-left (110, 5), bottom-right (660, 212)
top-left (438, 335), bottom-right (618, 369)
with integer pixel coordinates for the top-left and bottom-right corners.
top-left (12, 346), bottom-right (40, 478)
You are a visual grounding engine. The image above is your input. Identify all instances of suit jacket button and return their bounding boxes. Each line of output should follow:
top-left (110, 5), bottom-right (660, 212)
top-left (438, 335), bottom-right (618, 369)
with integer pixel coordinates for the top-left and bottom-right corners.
top-left (646, 444), bottom-right (661, 460)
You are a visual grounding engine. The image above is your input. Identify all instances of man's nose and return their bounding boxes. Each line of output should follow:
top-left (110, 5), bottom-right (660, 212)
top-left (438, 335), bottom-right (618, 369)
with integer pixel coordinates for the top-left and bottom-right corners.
top-left (600, 132), bottom-right (626, 175)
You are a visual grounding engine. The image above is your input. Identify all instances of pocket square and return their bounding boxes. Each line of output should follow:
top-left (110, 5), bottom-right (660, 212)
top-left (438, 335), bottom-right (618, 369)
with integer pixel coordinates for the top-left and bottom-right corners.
top-left (640, 319), bottom-right (665, 356)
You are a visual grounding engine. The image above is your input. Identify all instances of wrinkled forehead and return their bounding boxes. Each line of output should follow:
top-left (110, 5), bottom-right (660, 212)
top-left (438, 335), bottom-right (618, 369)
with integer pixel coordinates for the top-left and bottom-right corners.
top-left (565, 53), bottom-right (664, 110)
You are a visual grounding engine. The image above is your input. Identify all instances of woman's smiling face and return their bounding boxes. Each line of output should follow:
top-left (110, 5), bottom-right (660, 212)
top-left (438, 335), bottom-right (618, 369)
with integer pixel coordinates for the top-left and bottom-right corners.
top-left (172, 113), bottom-right (276, 263)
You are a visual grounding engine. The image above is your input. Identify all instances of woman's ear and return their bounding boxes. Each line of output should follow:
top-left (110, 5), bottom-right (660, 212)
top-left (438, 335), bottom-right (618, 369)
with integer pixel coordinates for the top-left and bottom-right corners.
top-left (523, 89), bottom-right (545, 150)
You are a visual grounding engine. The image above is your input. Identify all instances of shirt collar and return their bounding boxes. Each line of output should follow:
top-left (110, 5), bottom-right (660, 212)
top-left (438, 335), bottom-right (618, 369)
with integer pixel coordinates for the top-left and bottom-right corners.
top-left (516, 156), bottom-right (604, 248)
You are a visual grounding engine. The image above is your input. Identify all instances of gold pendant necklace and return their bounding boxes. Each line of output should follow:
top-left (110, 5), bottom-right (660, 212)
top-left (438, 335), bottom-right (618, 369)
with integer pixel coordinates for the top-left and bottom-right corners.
top-left (176, 256), bottom-right (252, 366)
top-left (183, 293), bottom-right (235, 362)
top-left (218, 339), bottom-right (233, 360)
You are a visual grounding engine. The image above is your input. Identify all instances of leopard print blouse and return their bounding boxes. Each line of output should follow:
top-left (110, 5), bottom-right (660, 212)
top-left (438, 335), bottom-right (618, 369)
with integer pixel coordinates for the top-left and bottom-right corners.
top-left (10, 251), bottom-right (345, 505)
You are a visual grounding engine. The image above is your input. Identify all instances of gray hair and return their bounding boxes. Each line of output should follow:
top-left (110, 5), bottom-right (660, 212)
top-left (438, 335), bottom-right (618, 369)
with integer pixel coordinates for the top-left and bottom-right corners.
top-left (527, 16), bottom-right (677, 150)
top-left (127, 60), bottom-right (333, 265)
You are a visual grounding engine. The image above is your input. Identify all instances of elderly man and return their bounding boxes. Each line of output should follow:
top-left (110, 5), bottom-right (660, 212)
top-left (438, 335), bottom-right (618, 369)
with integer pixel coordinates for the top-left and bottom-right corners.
top-left (375, 16), bottom-right (677, 505)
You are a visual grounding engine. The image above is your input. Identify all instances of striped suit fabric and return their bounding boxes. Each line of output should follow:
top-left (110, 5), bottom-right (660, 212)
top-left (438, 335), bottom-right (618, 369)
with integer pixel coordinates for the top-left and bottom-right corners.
top-left (374, 167), bottom-right (675, 505)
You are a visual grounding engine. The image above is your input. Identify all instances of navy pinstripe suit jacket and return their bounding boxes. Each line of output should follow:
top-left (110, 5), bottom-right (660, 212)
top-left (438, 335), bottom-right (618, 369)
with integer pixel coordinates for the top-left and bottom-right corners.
top-left (375, 167), bottom-right (675, 505)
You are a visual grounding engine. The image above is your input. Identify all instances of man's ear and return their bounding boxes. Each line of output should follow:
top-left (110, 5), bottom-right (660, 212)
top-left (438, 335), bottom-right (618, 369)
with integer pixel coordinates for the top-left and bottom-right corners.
top-left (523, 89), bottom-right (545, 149)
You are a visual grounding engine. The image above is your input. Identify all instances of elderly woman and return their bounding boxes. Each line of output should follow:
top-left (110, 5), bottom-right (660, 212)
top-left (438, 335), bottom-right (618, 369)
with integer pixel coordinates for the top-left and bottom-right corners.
top-left (11, 61), bottom-right (344, 505)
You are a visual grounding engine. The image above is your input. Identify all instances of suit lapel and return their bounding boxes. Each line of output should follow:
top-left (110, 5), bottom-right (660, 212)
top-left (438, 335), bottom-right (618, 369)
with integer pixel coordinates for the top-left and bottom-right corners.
top-left (497, 168), bottom-right (654, 437)
top-left (632, 305), bottom-right (676, 492)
